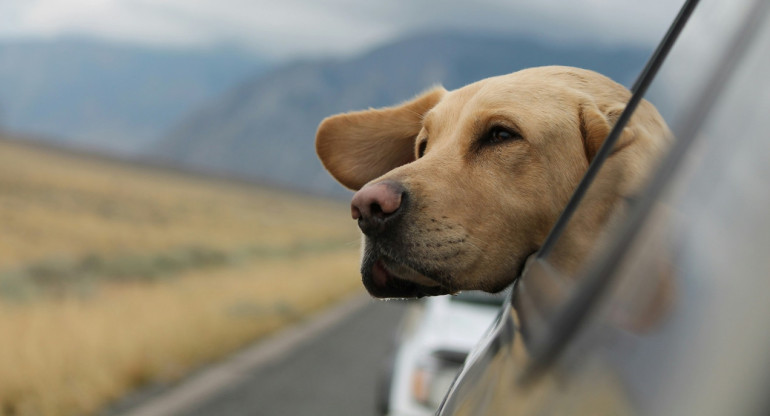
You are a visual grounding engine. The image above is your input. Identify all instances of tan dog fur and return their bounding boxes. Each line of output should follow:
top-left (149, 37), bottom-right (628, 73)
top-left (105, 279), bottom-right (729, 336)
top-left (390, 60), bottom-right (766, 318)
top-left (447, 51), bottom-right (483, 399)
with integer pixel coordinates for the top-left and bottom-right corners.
top-left (316, 66), bottom-right (670, 297)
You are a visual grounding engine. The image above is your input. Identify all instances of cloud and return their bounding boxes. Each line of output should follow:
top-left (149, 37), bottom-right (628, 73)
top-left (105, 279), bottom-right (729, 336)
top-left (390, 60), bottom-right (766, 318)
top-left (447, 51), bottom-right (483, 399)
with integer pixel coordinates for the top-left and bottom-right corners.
top-left (0, 0), bottom-right (682, 59)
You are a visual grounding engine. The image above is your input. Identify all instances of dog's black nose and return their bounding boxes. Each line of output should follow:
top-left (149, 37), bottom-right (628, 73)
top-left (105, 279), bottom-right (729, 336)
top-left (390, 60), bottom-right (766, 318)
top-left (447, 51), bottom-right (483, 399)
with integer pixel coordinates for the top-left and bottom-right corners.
top-left (351, 180), bottom-right (406, 237)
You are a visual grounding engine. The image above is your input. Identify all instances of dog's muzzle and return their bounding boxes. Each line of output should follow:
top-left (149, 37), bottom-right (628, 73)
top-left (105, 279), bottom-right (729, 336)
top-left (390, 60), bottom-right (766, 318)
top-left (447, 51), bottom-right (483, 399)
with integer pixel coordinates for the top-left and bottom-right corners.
top-left (351, 180), bottom-right (453, 298)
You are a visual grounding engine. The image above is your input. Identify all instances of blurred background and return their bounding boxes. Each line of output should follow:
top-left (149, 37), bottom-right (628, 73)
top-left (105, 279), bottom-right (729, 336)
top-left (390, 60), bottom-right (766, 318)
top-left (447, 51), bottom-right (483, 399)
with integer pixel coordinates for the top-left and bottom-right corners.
top-left (0, 1), bottom-right (680, 415)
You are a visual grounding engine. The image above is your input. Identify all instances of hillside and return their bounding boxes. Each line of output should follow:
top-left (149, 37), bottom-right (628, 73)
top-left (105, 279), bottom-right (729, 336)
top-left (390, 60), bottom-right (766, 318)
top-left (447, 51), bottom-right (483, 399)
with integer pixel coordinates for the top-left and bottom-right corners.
top-left (0, 136), bottom-right (358, 271)
top-left (150, 31), bottom-right (651, 196)
top-left (0, 38), bottom-right (264, 152)
top-left (0, 135), bottom-right (362, 416)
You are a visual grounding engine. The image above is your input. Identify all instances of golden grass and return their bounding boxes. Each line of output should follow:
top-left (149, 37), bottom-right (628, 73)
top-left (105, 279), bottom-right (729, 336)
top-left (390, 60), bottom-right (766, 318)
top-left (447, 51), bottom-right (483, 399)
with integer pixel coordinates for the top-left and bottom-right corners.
top-left (0, 137), bottom-right (364, 416)
top-left (0, 138), bottom-right (355, 270)
top-left (0, 250), bottom-right (363, 416)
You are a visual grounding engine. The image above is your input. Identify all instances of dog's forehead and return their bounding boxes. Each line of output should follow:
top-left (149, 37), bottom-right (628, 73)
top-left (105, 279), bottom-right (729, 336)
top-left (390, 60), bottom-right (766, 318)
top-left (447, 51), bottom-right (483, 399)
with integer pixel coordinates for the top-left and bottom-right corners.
top-left (422, 73), bottom-right (570, 137)
top-left (429, 72), bottom-right (576, 120)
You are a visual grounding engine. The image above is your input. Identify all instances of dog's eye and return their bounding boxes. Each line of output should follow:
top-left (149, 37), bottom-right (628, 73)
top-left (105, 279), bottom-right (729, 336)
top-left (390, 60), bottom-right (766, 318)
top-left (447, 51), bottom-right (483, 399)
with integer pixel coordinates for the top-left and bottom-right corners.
top-left (484, 126), bottom-right (522, 145)
top-left (417, 140), bottom-right (428, 158)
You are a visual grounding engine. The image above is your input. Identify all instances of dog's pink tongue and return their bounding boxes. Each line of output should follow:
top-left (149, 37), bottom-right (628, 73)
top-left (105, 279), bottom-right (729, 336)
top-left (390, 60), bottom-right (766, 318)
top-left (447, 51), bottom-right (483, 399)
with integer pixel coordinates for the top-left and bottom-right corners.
top-left (372, 259), bottom-right (389, 288)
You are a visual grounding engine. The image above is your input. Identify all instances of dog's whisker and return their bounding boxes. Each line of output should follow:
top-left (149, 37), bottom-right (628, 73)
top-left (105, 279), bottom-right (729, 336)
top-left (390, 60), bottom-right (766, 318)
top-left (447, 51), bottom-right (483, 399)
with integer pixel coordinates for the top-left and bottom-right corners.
top-left (462, 234), bottom-right (484, 253)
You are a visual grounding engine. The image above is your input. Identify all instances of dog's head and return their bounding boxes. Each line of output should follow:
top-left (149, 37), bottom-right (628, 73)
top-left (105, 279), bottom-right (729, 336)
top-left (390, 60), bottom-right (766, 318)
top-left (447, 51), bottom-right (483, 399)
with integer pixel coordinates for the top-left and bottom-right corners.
top-left (316, 66), bottom-right (669, 298)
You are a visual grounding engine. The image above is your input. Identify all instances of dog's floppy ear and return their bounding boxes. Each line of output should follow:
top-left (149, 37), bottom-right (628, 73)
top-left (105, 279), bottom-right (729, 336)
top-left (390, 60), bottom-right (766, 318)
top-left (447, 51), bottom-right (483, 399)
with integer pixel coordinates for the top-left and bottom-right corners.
top-left (579, 102), bottom-right (627, 162)
top-left (316, 87), bottom-right (446, 190)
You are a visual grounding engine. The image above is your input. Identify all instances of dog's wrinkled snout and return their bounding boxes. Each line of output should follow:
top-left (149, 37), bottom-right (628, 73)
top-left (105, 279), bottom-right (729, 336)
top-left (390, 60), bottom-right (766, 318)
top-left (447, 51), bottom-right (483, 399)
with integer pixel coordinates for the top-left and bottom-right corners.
top-left (351, 180), bottom-right (406, 236)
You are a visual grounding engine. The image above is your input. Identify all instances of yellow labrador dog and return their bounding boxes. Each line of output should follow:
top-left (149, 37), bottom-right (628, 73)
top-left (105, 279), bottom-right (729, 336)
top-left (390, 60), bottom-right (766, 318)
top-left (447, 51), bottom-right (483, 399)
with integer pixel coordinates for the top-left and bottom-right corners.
top-left (316, 66), bottom-right (670, 298)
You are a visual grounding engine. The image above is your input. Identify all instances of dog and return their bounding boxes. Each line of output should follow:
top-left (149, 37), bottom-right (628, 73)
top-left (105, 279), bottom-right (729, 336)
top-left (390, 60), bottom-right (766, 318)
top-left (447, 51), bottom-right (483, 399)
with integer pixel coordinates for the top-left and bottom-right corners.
top-left (315, 66), bottom-right (670, 299)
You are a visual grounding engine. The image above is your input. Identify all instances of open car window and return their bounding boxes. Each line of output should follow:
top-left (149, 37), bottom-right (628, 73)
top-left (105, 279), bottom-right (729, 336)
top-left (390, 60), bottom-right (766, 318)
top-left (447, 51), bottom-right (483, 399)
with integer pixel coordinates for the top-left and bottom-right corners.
top-left (439, 0), bottom-right (770, 414)
top-left (514, 0), bottom-right (764, 345)
top-left (520, 0), bottom-right (770, 411)
top-left (520, 0), bottom-right (767, 363)
top-left (512, 0), bottom-right (698, 343)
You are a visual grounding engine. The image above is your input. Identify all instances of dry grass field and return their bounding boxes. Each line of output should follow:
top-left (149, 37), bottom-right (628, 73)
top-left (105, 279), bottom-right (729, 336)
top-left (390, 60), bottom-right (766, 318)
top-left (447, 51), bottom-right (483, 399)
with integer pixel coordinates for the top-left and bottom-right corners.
top-left (0, 137), bottom-right (363, 416)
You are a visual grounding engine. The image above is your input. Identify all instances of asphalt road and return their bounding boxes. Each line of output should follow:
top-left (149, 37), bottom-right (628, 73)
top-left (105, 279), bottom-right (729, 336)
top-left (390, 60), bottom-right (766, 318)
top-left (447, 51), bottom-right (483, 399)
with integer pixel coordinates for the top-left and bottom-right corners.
top-left (117, 295), bottom-right (408, 416)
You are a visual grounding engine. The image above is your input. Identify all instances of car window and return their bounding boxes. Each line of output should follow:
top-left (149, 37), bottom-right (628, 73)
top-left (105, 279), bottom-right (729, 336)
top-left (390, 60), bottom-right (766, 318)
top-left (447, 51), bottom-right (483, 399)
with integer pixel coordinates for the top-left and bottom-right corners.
top-left (537, 0), bottom-right (762, 276)
top-left (513, 0), bottom-right (696, 343)
top-left (524, 0), bottom-right (698, 278)
top-left (522, 0), bottom-right (766, 364)
top-left (439, 0), bottom-right (770, 414)
top-left (518, 0), bottom-right (763, 335)
top-left (524, 1), bottom-right (770, 413)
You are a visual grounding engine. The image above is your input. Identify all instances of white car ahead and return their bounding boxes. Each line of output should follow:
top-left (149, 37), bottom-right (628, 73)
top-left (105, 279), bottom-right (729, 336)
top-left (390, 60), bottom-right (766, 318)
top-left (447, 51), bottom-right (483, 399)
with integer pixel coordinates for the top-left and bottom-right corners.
top-left (377, 291), bottom-right (505, 416)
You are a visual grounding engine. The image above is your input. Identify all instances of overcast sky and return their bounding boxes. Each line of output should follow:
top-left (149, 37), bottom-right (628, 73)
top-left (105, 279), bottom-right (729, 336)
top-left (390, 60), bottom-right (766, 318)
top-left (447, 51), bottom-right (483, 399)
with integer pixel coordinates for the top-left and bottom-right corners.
top-left (0, 0), bottom-right (683, 60)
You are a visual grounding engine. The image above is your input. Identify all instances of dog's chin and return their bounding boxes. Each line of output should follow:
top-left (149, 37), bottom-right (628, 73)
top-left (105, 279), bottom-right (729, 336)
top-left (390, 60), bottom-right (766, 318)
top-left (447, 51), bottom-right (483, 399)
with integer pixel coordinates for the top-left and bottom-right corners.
top-left (362, 257), bottom-right (450, 299)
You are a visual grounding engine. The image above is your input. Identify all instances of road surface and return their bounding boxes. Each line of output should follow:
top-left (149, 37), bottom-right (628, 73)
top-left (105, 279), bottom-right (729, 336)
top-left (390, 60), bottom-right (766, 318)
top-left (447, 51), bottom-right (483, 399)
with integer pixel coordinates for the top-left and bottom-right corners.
top-left (115, 294), bottom-right (407, 416)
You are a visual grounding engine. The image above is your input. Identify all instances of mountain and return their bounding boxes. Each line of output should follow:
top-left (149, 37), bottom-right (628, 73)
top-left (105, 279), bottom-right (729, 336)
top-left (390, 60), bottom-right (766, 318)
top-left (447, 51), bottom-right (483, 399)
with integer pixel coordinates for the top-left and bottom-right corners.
top-left (150, 31), bottom-right (651, 196)
top-left (0, 38), bottom-right (265, 152)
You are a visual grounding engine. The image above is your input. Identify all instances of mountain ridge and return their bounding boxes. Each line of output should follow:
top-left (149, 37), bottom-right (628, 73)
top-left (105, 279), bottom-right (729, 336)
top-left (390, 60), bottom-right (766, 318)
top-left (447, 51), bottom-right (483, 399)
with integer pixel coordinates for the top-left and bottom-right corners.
top-left (0, 37), bottom-right (265, 152)
top-left (150, 31), bottom-right (651, 196)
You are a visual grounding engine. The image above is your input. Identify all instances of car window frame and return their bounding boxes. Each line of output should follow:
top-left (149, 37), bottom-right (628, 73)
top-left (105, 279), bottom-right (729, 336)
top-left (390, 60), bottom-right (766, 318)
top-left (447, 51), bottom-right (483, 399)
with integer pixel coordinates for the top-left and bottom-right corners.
top-left (534, 0), bottom-right (699, 261)
top-left (516, 0), bottom-right (770, 383)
